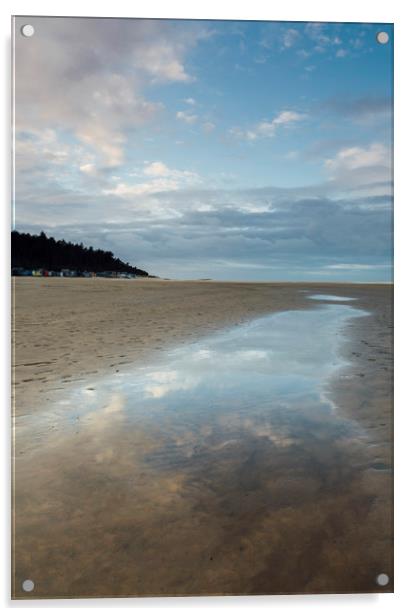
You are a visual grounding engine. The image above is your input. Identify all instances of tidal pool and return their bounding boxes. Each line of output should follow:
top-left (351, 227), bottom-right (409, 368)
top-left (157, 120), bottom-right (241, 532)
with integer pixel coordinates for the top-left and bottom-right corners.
top-left (14, 299), bottom-right (384, 598)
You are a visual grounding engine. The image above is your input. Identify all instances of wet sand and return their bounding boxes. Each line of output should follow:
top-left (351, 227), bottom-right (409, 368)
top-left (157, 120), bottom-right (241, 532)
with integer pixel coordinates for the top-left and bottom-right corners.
top-left (13, 278), bottom-right (316, 417)
top-left (12, 279), bottom-right (393, 598)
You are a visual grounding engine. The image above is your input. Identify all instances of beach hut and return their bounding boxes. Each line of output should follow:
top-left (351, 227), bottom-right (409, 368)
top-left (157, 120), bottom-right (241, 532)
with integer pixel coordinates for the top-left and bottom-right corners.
top-left (61, 268), bottom-right (76, 277)
top-left (11, 267), bottom-right (24, 276)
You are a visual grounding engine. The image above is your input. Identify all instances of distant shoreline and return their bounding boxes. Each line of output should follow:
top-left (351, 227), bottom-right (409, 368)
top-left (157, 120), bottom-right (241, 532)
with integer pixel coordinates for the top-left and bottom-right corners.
top-left (11, 274), bottom-right (393, 285)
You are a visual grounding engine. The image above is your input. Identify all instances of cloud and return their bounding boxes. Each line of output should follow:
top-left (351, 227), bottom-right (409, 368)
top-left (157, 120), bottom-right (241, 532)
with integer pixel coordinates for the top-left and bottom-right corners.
top-left (143, 161), bottom-right (171, 177)
top-left (183, 97), bottom-right (196, 105)
top-left (103, 161), bottom-right (201, 198)
top-left (282, 28), bottom-right (300, 49)
top-left (323, 143), bottom-right (392, 199)
top-left (323, 96), bottom-right (392, 122)
top-left (14, 17), bottom-right (209, 169)
top-left (202, 122), bottom-right (216, 133)
top-left (324, 142), bottom-right (391, 189)
top-left (304, 22), bottom-right (343, 53)
top-left (16, 175), bottom-right (393, 282)
top-left (230, 110), bottom-right (306, 141)
top-left (16, 129), bottom-right (70, 170)
top-left (325, 143), bottom-right (388, 171)
top-left (14, 128), bottom-right (106, 194)
top-left (79, 163), bottom-right (98, 176)
top-left (325, 263), bottom-right (391, 270)
top-left (258, 22), bottom-right (370, 65)
top-left (176, 110), bottom-right (198, 124)
top-left (103, 180), bottom-right (180, 198)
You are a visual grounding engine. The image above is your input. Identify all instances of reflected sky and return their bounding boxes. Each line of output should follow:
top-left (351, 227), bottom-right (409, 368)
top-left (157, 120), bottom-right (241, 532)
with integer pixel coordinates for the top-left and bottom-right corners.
top-left (17, 301), bottom-right (366, 447)
top-left (15, 298), bottom-right (389, 598)
top-left (308, 294), bottom-right (357, 302)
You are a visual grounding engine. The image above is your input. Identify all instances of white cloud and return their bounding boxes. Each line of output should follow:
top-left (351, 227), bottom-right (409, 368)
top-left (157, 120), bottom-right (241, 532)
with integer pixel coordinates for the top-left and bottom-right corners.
top-left (282, 28), bottom-right (300, 49)
top-left (183, 97), bottom-right (196, 105)
top-left (325, 263), bottom-right (391, 270)
top-left (132, 43), bottom-right (192, 83)
top-left (202, 122), bottom-right (216, 133)
top-left (324, 143), bottom-right (392, 196)
top-left (273, 110), bottom-right (305, 125)
top-left (336, 49), bottom-right (348, 58)
top-left (143, 161), bottom-right (171, 177)
top-left (16, 129), bottom-right (68, 169)
top-left (104, 161), bottom-right (201, 198)
top-left (103, 179), bottom-right (180, 197)
top-left (325, 143), bottom-right (388, 172)
top-left (77, 123), bottom-right (127, 167)
top-left (16, 128), bottom-right (103, 184)
top-left (304, 22), bottom-right (345, 54)
top-left (305, 22), bottom-right (332, 46)
top-left (79, 163), bottom-right (98, 176)
top-left (176, 110), bottom-right (198, 124)
top-left (229, 127), bottom-right (257, 141)
top-left (230, 109), bottom-right (306, 141)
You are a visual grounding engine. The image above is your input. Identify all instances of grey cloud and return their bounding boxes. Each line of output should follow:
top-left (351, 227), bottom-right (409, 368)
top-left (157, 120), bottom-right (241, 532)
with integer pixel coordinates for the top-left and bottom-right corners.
top-left (16, 183), bottom-right (393, 281)
top-left (324, 96), bottom-right (392, 118)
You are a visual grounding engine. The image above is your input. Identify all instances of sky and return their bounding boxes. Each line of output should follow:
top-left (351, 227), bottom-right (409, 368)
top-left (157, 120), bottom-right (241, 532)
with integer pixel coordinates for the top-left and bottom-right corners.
top-left (13, 17), bottom-right (393, 281)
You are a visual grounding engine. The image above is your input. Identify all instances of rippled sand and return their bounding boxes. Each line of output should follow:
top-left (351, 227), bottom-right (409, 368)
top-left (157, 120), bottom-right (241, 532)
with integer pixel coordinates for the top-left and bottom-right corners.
top-left (12, 280), bottom-right (393, 598)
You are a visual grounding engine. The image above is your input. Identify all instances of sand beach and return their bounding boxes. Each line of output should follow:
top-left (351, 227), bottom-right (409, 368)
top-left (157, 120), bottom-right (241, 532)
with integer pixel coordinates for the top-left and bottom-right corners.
top-left (11, 279), bottom-right (393, 597)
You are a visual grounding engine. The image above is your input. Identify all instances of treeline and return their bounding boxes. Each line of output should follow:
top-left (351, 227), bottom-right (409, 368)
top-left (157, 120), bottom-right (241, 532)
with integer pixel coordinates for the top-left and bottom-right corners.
top-left (11, 230), bottom-right (149, 276)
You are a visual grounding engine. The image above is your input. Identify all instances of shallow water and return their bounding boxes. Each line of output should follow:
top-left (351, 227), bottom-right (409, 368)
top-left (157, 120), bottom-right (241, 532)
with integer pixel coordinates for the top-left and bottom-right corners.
top-left (308, 294), bottom-right (357, 302)
top-left (16, 302), bottom-right (365, 452)
top-left (14, 299), bottom-right (387, 597)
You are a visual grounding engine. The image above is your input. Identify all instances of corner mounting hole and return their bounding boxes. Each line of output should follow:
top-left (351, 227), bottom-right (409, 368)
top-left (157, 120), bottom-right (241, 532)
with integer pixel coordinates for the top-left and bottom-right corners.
top-left (376, 573), bottom-right (390, 586)
top-left (22, 579), bottom-right (34, 592)
top-left (376, 31), bottom-right (389, 45)
top-left (21, 24), bottom-right (35, 38)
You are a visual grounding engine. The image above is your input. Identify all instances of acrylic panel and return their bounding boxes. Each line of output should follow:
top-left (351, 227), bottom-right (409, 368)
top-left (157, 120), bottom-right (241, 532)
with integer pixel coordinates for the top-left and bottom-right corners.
top-left (11, 16), bottom-right (393, 599)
